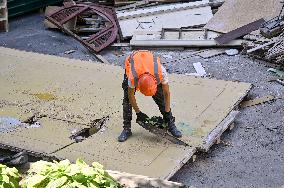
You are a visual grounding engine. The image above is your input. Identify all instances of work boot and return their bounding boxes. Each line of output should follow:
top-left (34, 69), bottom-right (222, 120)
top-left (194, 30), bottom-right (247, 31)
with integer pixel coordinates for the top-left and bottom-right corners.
top-left (168, 125), bottom-right (182, 138)
top-left (168, 118), bottom-right (182, 138)
top-left (118, 129), bottom-right (132, 142)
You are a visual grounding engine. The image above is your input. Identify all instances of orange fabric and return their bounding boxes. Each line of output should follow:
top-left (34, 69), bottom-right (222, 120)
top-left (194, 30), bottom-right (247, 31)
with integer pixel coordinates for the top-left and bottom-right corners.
top-left (125, 50), bottom-right (163, 92)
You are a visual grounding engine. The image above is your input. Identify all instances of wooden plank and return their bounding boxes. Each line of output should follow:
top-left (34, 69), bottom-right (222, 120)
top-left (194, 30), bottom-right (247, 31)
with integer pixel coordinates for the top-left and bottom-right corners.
top-left (200, 111), bottom-right (239, 152)
top-left (204, 0), bottom-right (282, 33)
top-left (130, 39), bottom-right (244, 47)
top-left (117, 0), bottom-right (210, 19)
top-left (214, 18), bottom-right (265, 44)
top-left (111, 43), bottom-right (130, 47)
top-left (195, 49), bottom-right (225, 58)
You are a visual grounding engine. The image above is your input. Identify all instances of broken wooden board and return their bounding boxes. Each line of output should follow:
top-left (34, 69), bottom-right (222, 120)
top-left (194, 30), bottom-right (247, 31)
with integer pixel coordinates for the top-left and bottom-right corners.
top-left (204, 0), bottom-right (282, 33)
top-left (214, 19), bottom-right (265, 45)
top-left (240, 95), bottom-right (278, 108)
top-left (116, 0), bottom-right (213, 38)
top-left (0, 47), bottom-right (251, 179)
top-left (201, 110), bottom-right (239, 152)
top-left (195, 49), bottom-right (225, 58)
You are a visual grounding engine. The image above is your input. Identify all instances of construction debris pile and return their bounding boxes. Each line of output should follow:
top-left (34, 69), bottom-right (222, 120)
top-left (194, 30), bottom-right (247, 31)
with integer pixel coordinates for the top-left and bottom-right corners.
top-left (41, 0), bottom-right (284, 68)
top-left (245, 32), bottom-right (284, 66)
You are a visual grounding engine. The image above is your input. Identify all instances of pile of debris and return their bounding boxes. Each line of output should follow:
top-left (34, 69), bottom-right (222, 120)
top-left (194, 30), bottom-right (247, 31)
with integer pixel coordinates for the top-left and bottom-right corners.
top-left (42, 0), bottom-right (284, 67)
top-left (246, 32), bottom-right (284, 66)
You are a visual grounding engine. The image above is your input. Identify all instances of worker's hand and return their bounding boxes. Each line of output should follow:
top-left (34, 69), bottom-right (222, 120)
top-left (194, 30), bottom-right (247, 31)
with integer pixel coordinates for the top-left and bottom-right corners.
top-left (163, 110), bottom-right (173, 123)
top-left (136, 111), bottom-right (149, 123)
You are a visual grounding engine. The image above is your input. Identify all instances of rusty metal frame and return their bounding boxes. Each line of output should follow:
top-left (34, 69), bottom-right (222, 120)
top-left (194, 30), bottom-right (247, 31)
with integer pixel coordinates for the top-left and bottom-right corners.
top-left (46, 3), bottom-right (119, 53)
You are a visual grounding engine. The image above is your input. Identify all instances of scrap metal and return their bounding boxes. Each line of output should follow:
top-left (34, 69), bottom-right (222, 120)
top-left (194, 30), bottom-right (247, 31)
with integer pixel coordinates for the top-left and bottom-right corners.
top-left (46, 3), bottom-right (120, 53)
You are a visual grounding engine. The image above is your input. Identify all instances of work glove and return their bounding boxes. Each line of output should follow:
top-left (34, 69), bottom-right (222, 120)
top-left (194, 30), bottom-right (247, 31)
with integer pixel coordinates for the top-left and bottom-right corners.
top-left (163, 110), bottom-right (173, 123)
top-left (136, 111), bottom-right (149, 123)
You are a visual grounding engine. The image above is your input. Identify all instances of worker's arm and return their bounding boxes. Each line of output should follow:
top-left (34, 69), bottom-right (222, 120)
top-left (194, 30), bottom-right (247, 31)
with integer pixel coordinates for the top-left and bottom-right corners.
top-left (128, 87), bottom-right (140, 113)
top-left (162, 83), bottom-right (171, 112)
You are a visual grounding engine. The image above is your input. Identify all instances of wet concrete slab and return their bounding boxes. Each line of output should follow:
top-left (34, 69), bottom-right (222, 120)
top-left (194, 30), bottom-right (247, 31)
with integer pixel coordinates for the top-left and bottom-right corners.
top-left (0, 47), bottom-right (251, 179)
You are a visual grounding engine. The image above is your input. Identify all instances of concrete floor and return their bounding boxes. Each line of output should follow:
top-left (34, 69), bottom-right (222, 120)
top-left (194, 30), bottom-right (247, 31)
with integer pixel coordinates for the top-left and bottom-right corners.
top-left (0, 12), bottom-right (283, 188)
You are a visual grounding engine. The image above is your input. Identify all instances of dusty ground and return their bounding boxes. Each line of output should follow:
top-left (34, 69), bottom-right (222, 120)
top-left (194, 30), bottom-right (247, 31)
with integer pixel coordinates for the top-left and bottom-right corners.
top-left (0, 12), bottom-right (283, 188)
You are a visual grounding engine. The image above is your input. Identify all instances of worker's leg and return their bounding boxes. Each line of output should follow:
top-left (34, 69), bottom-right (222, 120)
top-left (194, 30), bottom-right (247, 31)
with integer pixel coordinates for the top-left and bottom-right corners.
top-left (122, 74), bottom-right (132, 129)
top-left (152, 84), bottom-right (166, 116)
top-left (152, 84), bottom-right (182, 138)
top-left (118, 73), bottom-right (133, 142)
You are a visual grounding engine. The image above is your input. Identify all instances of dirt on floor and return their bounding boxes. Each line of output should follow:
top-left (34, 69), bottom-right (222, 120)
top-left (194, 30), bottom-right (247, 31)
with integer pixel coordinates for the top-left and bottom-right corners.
top-left (0, 12), bottom-right (283, 188)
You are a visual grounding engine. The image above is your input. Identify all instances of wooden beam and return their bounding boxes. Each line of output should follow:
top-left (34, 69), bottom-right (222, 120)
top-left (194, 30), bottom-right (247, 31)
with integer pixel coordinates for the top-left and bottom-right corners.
top-left (200, 111), bottom-right (239, 152)
top-left (130, 39), bottom-right (244, 47)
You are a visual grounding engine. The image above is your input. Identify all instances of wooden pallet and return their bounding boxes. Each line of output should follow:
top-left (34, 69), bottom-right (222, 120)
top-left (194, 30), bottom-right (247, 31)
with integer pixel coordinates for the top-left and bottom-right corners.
top-left (0, 0), bottom-right (8, 32)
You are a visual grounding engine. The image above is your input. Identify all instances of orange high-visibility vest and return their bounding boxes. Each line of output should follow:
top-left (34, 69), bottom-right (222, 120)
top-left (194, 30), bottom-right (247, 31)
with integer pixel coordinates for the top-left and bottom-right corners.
top-left (125, 50), bottom-right (163, 89)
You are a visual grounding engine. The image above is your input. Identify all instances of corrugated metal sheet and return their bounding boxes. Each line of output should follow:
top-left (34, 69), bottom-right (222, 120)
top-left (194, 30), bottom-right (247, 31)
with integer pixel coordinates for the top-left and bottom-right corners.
top-left (7, 0), bottom-right (63, 17)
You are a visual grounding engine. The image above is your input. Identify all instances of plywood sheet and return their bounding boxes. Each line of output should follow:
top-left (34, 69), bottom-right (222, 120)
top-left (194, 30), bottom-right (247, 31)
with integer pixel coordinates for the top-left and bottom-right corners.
top-left (0, 47), bottom-right (251, 179)
top-left (204, 0), bottom-right (282, 33)
top-left (117, 1), bottom-right (213, 38)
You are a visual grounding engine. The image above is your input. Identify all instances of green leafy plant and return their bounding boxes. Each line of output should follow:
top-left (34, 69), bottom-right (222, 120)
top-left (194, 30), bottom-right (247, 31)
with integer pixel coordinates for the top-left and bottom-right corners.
top-left (0, 163), bottom-right (20, 188)
top-left (145, 116), bottom-right (168, 129)
top-left (20, 159), bottom-right (121, 188)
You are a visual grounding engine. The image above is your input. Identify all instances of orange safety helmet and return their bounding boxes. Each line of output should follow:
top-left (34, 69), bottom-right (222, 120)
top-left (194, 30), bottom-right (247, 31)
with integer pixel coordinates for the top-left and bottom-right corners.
top-left (138, 73), bottom-right (157, 96)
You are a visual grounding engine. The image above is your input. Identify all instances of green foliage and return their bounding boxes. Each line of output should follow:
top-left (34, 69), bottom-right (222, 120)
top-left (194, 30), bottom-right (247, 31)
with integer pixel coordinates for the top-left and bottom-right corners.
top-left (20, 159), bottom-right (120, 188)
top-left (0, 163), bottom-right (20, 188)
top-left (145, 116), bottom-right (168, 129)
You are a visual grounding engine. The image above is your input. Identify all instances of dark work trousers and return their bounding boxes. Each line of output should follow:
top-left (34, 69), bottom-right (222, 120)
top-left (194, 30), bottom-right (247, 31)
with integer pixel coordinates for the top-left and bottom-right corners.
top-left (122, 73), bottom-right (166, 130)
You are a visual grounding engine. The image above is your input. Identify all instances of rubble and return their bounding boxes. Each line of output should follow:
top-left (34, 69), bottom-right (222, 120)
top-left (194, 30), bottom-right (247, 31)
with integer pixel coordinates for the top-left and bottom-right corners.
top-left (246, 33), bottom-right (284, 66)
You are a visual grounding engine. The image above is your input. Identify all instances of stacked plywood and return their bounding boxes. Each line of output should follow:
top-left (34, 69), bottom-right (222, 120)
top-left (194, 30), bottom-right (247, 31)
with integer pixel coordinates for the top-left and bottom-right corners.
top-left (0, 0), bottom-right (8, 32)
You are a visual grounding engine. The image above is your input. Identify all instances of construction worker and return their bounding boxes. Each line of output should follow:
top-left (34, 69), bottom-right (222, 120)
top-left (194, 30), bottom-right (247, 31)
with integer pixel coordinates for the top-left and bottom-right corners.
top-left (118, 50), bottom-right (182, 142)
